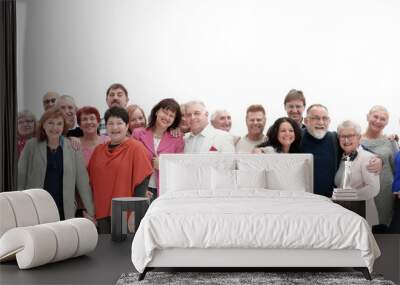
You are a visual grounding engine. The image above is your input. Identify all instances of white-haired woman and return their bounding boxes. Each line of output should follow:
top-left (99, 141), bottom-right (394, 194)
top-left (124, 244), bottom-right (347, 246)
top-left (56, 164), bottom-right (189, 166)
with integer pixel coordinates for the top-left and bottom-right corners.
top-left (361, 105), bottom-right (399, 233)
top-left (335, 120), bottom-right (380, 227)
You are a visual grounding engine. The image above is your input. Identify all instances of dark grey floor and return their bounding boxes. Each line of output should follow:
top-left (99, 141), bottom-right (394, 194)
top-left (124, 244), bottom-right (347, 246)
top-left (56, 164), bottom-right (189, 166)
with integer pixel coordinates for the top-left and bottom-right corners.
top-left (373, 234), bottom-right (400, 284)
top-left (0, 234), bottom-right (135, 285)
top-left (0, 234), bottom-right (399, 285)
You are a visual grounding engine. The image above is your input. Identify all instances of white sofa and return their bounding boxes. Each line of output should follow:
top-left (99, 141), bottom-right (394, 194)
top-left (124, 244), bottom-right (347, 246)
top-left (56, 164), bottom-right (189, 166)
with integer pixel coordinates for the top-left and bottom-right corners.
top-left (0, 189), bottom-right (98, 269)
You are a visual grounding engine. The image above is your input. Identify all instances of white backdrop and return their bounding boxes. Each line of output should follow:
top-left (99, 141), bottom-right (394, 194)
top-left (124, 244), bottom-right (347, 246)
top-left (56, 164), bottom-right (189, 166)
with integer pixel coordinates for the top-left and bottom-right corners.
top-left (17, 0), bottom-right (399, 136)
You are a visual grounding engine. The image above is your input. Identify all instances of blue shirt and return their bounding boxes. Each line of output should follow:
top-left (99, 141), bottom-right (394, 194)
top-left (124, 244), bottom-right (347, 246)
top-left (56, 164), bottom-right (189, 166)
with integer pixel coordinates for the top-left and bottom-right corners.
top-left (392, 151), bottom-right (400, 193)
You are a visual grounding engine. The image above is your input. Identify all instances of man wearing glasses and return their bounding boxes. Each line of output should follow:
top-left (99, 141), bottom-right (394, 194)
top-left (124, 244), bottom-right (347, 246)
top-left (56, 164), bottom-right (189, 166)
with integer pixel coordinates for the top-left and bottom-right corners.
top-left (42, 91), bottom-right (60, 111)
top-left (284, 89), bottom-right (306, 129)
top-left (301, 104), bottom-right (382, 197)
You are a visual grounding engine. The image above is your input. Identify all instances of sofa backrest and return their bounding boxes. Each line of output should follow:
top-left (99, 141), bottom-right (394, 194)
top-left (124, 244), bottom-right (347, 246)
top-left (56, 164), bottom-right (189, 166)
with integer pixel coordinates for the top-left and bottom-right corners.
top-left (0, 189), bottom-right (60, 238)
top-left (159, 153), bottom-right (313, 195)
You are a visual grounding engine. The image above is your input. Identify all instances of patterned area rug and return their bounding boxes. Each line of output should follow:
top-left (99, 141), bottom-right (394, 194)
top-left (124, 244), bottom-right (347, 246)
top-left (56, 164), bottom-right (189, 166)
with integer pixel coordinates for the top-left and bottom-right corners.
top-left (116, 271), bottom-right (396, 285)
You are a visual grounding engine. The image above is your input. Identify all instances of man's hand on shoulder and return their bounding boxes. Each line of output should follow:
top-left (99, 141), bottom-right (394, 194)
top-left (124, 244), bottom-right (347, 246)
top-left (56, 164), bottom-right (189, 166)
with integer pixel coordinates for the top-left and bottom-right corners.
top-left (69, 137), bottom-right (81, 151)
top-left (387, 133), bottom-right (399, 142)
top-left (169, 128), bottom-right (182, 138)
top-left (366, 156), bottom-right (382, 174)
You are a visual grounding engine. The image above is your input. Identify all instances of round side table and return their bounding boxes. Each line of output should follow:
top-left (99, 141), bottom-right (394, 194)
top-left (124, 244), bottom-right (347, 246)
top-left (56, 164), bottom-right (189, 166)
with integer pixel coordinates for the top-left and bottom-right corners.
top-left (111, 197), bottom-right (149, 242)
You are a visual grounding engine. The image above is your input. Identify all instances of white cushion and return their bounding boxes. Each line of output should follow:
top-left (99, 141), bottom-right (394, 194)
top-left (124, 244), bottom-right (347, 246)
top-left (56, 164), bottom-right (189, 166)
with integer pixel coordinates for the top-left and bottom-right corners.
top-left (237, 157), bottom-right (309, 192)
top-left (0, 189), bottom-right (59, 238)
top-left (24, 189), bottom-right (59, 223)
top-left (0, 189), bottom-right (98, 269)
top-left (0, 226), bottom-right (57, 269)
top-left (167, 163), bottom-right (212, 191)
top-left (42, 222), bottom-right (79, 262)
top-left (212, 168), bottom-right (237, 190)
top-left (64, 218), bottom-right (98, 257)
top-left (0, 191), bottom-right (39, 227)
top-left (266, 165), bottom-right (306, 191)
top-left (0, 218), bottom-right (97, 269)
top-left (160, 154), bottom-right (312, 193)
top-left (0, 196), bottom-right (17, 237)
top-left (236, 169), bottom-right (267, 189)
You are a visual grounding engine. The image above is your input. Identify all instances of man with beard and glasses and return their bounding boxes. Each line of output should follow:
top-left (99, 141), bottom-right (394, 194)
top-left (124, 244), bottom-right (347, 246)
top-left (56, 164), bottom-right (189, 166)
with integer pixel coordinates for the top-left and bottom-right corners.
top-left (98, 83), bottom-right (130, 135)
top-left (301, 104), bottom-right (382, 197)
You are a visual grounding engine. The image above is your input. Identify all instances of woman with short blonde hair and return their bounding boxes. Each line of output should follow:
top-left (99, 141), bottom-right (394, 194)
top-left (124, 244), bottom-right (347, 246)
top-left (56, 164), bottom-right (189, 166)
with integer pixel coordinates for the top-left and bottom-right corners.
top-left (362, 105), bottom-right (399, 233)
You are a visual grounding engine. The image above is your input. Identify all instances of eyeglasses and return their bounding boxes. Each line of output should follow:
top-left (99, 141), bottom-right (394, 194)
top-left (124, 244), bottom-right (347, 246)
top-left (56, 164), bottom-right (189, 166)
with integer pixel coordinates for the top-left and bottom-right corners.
top-left (18, 119), bottom-right (35, 124)
top-left (43, 98), bottom-right (57, 104)
top-left (286, 104), bottom-right (304, 110)
top-left (185, 111), bottom-right (204, 118)
top-left (339, 134), bottom-right (357, 140)
top-left (309, 116), bottom-right (330, 122)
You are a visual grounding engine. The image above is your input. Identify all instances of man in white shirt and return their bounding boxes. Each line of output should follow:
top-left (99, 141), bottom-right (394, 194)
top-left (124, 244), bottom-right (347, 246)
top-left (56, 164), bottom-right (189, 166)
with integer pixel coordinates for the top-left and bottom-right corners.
top-left (210, 109), bottom-right (232, 132)
top-left (184, 101), bottom-right (235, 153)
top-left (211, 109), bottom-right (241, 143)
top-left (235, 104), bottom-right (267, 153)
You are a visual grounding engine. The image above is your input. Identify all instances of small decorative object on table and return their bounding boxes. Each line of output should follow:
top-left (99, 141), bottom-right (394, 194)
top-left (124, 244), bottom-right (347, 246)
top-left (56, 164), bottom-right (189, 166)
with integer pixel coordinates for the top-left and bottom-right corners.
top-left (111, 197), bottom-right (149, 242)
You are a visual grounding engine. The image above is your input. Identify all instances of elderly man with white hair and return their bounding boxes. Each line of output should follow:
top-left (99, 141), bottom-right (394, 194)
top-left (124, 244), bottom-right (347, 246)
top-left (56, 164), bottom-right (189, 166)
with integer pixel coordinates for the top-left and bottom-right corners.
top-left (300, 104), bottom-right (382, 198)
top-left (56, 95), bottom-right (82, 137)
top-left (42, 91), bottom-right (60, 111)
top-left (210, 109), bottom-right (232, 132)
top-left (184, 101), bottom-right (235, 153)
top-left (334, 120), bottom-right (380, 227)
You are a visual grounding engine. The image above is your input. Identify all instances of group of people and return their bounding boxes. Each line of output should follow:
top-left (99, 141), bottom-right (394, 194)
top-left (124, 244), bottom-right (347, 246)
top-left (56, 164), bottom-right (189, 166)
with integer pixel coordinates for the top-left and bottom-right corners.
top-left (17, 85), bottom-right (400, 234)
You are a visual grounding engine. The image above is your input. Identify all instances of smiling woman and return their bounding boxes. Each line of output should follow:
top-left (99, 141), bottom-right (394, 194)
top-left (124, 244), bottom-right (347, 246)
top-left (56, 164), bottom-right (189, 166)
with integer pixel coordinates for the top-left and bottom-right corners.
top-left (77, 106), bottom-right (109, 165)
top-left (335, 120), bottom-right (380, 227)
top-left (132, 98), bottom-right (184, 201)
top-left (127, 104), bottom-right (147, 135)
top-left (17, 107), bottom-right (95, 221)
top-left (88, 106), bottom-right (153, 233)
top-left (361, 106), bottom-right (399, 233)
top-left (255, 117), bottom-right (302, 154)
top-left (17, 110), bottom-right (36, 158)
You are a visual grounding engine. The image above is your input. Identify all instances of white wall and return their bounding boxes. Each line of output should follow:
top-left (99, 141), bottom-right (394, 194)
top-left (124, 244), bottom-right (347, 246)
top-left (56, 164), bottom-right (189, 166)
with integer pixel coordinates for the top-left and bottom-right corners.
top-left (17, 0), bottom-right (400, 135)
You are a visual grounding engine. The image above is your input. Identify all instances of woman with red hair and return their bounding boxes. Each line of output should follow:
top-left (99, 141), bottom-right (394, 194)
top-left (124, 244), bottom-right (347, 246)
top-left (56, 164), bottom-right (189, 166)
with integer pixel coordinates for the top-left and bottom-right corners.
top-left (75, 106), bottom-right (109, 218)
top-left (76, 106), bottom-right (109, 165)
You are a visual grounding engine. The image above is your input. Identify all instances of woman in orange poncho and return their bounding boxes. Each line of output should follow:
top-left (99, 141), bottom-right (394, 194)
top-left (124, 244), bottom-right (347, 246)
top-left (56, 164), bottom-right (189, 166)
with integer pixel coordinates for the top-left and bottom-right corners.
top-left (88, 106), bottom-right (153, 233)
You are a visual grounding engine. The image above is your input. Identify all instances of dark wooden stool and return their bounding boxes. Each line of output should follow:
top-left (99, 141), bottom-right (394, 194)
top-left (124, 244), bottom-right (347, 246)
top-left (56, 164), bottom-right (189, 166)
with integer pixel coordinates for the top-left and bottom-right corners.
top-left (111, 197), bottom-right (149, 242)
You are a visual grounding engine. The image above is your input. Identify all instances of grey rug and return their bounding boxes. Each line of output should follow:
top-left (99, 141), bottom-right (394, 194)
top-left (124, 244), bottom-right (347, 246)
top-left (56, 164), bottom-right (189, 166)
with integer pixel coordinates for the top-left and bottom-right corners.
top-left (116, 271), bottom-right (396, 285)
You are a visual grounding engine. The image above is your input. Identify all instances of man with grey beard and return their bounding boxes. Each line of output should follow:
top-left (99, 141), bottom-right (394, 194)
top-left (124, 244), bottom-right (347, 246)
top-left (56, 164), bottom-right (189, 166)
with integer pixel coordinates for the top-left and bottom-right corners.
top-left (300, 104), bottom-right (382, 197)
